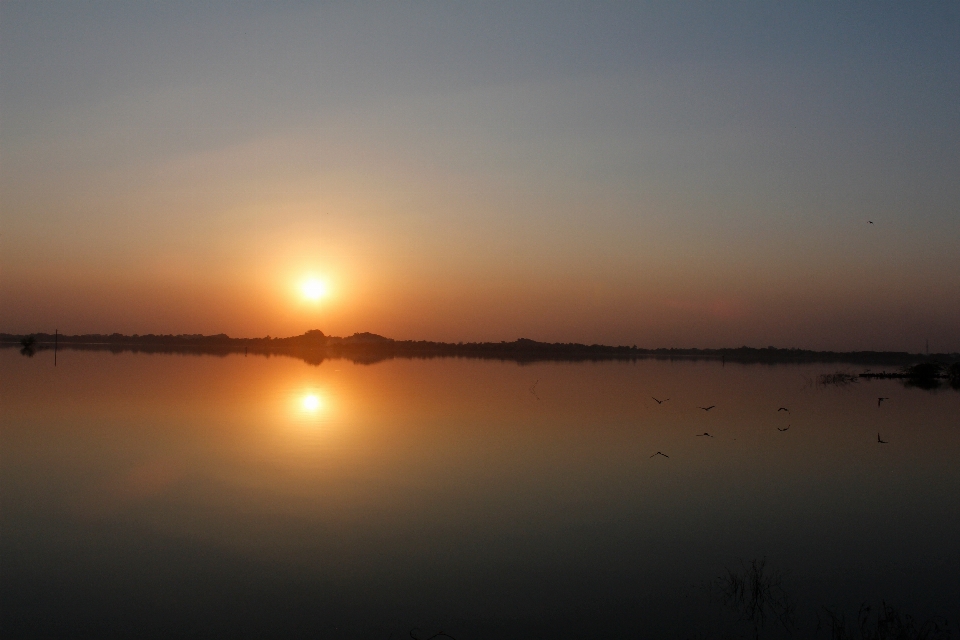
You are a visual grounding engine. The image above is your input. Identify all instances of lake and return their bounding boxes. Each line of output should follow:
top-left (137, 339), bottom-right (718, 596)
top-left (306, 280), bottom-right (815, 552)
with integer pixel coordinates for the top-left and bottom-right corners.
top-left (2, 348), bottom-right (958, 638)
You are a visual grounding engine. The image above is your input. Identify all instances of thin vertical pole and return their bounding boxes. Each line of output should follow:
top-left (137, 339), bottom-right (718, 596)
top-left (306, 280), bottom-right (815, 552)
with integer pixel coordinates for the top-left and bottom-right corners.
top-left (54, 329), bottom-right (58, 366)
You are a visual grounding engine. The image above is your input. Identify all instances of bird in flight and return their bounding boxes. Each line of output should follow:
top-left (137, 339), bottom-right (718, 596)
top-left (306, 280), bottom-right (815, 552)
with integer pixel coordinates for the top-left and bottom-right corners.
top-left (696, 432), bottom-right (713, 437)
top-left (777, 426), bottom-right (790, 432)
top-left (652, 397), bottom-right (669, 404)
top-left (650, 451), bottom-right (669, 458)
top-left (878, 397), bottom-right (889, 407)
top-left (778, 407), bottom-right (789, 413)
top-left (699, 406), bottom-right (716, 411)
top-left (869, 220), bottom-right (874, 224)
top-left (878, 433), bottom-right (888, 444)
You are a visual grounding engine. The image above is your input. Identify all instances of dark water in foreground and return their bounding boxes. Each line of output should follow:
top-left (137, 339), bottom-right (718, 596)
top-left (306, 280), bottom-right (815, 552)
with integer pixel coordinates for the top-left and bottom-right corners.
top-left (2, 349), bottom-right (959, 638)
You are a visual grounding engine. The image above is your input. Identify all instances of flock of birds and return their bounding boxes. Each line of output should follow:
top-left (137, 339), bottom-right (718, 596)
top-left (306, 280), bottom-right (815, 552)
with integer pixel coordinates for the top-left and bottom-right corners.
top-left (654, 226), bottom-right (888, 454)
top-left (640, 396), bottom-right (892, 459)
top-left (528, 355), bottom-right (896, 460)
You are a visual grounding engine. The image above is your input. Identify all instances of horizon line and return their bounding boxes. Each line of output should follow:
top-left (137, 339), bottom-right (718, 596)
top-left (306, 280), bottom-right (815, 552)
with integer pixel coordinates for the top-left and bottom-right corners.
top-left (3, 329), bottom-right (957, 359)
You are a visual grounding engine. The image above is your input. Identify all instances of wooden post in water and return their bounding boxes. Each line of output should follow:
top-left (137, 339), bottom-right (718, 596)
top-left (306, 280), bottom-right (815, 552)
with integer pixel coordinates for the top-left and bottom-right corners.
top-left (54, 329), bottom-right (58, 366)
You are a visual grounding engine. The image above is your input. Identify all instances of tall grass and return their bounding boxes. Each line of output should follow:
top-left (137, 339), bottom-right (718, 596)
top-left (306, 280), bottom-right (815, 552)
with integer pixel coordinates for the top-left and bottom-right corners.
top-left (705, 557), bottom-right (797, 639)
top-left (819, 602), bottom-right (951, 640)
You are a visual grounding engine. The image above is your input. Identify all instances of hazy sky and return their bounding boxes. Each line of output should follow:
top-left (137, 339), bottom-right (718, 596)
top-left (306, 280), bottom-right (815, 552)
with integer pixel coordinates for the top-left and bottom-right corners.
top-left (2, 2), bottom-right (959, 350)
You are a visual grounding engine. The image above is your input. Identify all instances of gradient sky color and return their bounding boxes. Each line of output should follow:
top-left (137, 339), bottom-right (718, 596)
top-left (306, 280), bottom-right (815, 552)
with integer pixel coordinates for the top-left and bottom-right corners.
top-left (2, 2), bottom-right (959, 350)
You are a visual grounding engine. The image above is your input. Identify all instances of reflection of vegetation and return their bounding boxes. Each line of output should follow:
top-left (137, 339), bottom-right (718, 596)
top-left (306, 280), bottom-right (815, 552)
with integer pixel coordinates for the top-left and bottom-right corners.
top-left (19, 335), bottom-right (36, 357)
top-left (716, 558), bottom-right (796, 638)
top-left (819, 602), bottom-right (951, 640)
top-left (949, 363), bottom-right (960, 390)
top-left (902, 362), bottom-right (944, 390)
top-left (903, 362), bottom-right (942, 379)
top-left (829, 362), bottom-right (960, 392)
top-left (899, 362), bottom-right (960, 391)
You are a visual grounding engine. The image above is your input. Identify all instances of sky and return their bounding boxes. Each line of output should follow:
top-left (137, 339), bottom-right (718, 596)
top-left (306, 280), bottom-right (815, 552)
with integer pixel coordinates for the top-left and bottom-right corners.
top-left (2, 2), bottom-right (959, 351)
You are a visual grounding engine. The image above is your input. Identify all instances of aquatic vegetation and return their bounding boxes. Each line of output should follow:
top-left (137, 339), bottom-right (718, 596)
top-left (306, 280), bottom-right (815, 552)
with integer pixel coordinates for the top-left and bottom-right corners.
top-left (901, 362), bottom-right (958, 391)
top-left (903, 362), bottom-right (944, 390)
top-left (819, 601), bottom-right (952, 640)
top-left (701, 560), bottom-right (953, 640)
top-left (903, 362), bottom-right (943, 379)
top-left (854, 362), bottom-right (960, 392)
top-left (949, 363), bottom-right (960, 390)
top-left (818, 371), bottom-right (860, 387)
top-left (715, 558), bottom-right (796, 638)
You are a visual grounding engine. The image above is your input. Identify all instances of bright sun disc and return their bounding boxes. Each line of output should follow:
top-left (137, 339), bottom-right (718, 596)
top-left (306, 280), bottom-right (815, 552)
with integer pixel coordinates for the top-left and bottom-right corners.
top-left (302, 394), bottom-right (321, 411)
top-left (302, 279), bottom-right (327, 301)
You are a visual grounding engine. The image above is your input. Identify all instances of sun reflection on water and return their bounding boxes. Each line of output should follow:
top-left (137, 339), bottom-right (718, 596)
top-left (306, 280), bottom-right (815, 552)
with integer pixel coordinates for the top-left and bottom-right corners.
top-left (301, 393), bottom-right (322, 412)
top-left (294, 390), bottom-right (336, 429)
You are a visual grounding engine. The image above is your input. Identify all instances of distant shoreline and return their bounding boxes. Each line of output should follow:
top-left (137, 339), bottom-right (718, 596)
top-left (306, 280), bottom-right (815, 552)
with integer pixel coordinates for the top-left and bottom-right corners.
top-left (3, 330), bottom-right (956, 366)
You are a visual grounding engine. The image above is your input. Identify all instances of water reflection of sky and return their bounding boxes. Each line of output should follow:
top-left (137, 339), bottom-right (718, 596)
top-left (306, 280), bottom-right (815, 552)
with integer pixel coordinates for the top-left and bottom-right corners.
top-left (2, 349), bottom-right (959, 638)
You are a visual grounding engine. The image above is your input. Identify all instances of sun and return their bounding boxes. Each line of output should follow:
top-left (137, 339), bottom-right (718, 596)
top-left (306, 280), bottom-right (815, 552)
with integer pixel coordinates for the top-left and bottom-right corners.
top-left (301, 278), bottom-right (328, 301)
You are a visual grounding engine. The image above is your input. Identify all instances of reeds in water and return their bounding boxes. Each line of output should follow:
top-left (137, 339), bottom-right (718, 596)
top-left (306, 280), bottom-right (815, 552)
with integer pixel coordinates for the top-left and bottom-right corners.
top-left (819, 601), bottom-right (951, 640)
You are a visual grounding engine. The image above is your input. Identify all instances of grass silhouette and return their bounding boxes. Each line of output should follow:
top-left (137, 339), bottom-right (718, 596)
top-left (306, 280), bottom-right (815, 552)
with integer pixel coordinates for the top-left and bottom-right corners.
top-left (716, 558), bottom-right (796, 638)
top-left (819, 602), bottom-right (951, 640)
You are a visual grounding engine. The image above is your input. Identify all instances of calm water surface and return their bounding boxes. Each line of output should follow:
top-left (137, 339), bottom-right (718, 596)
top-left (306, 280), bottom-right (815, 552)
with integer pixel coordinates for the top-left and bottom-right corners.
top-left (2, 350), bottom-right (959, 638)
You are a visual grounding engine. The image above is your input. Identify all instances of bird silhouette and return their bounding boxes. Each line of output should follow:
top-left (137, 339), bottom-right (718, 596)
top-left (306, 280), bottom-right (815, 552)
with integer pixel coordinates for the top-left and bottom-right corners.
top-left (778, 407), bottom-right (789, 413)
top-left (650, 451), bottom-right (669, 458)
top-left (869, 220), bottom-right (874, 224)
top-left (777, 426), bottom-right (790, 432)
top-left (699, 406), bottom-right (716, 411)
top-left (878, 397), bottom-right (889, 407)
top-left (695, 432), bottom-right (713, 437)
top-left (878, 433), bottom-right (888, 444)
top-left (529, 380), bottom-right (540, 400)
top-left (652, 397), bottom-right (669, 404)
